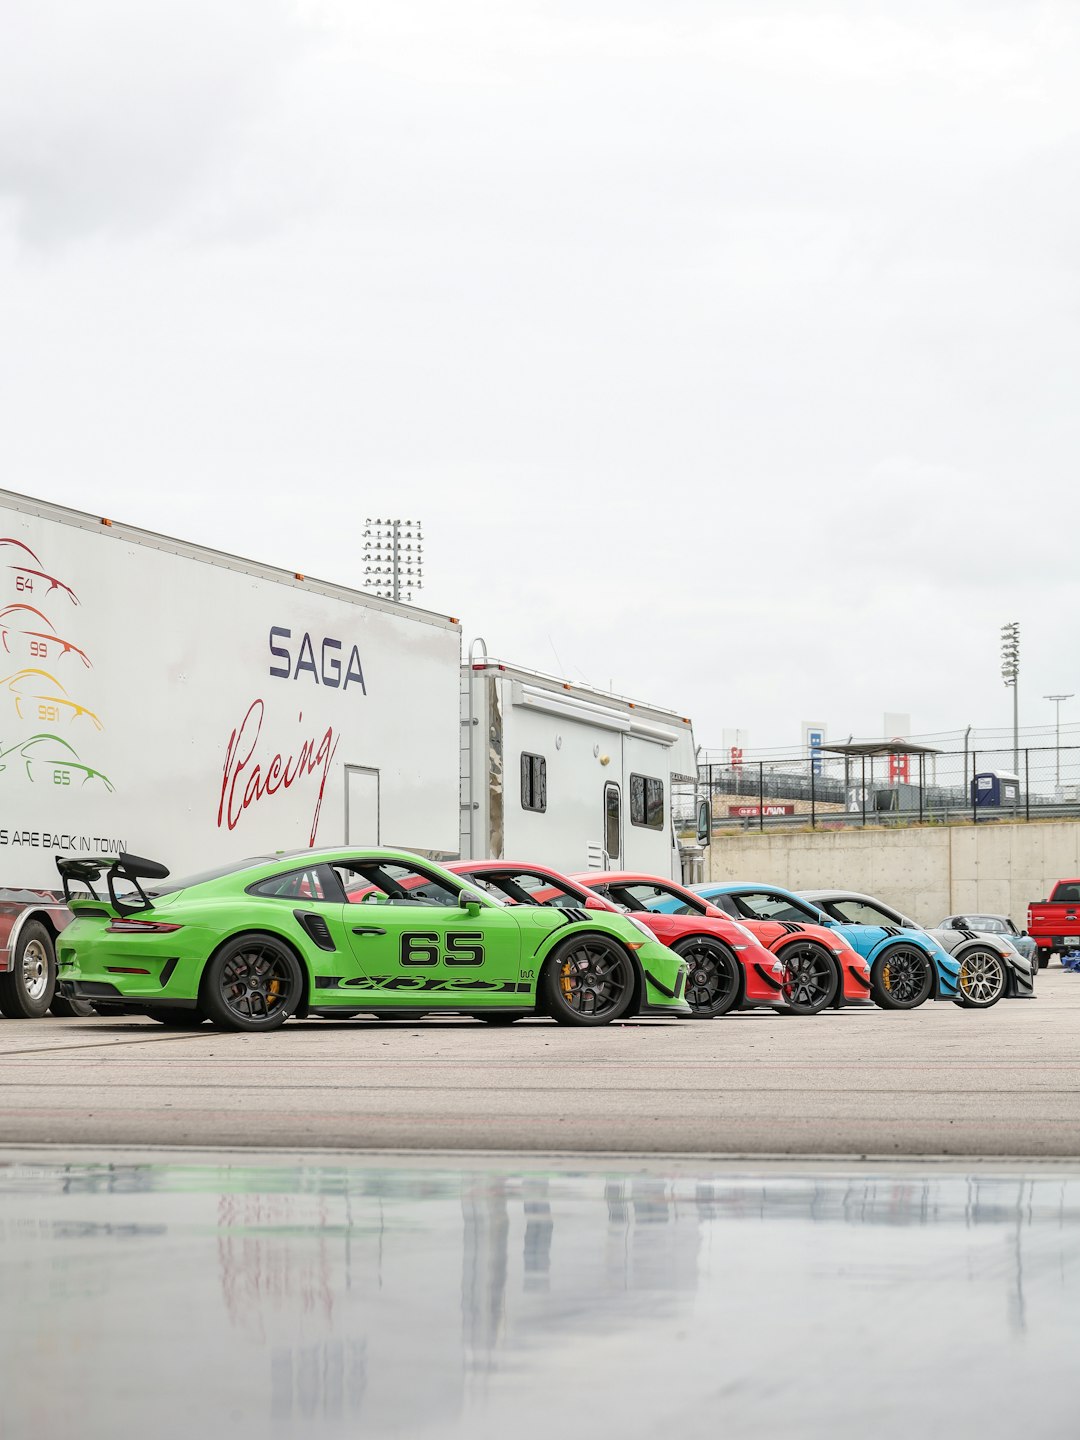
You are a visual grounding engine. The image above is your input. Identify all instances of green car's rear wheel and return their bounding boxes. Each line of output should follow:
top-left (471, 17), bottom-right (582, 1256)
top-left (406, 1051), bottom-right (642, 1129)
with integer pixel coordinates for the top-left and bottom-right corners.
top-left (542, 934), bottom-right (635, 1026)
top-left (672, 936), bottom-right (740, 1017)
top-left (201, 933), bottom-right (303, 1032)
top-left (870, 944), bottom-right (933, 1010)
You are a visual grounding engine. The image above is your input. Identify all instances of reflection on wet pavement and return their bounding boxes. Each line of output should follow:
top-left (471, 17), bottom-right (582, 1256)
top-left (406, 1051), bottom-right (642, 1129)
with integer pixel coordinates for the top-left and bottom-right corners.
top-left (0, 1157), bottom-right (1078, 1439)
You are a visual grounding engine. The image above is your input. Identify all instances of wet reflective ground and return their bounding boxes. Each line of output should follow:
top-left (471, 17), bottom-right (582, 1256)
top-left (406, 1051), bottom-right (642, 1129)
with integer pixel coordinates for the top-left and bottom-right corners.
top-left (1, 1155), bottom-right (1078, 1440)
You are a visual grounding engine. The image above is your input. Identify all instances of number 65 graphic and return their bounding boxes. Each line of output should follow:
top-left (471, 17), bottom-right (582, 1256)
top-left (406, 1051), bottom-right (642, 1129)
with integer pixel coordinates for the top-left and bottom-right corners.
top-left (400, 932), bottom-right (485, 967)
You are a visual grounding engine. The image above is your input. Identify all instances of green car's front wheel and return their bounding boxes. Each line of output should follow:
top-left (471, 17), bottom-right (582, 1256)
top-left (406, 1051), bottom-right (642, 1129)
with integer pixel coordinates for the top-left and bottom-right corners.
top-left (541, 934), bottom-right (635, 1026)
top-left (201, 933), bottom-right (303, 1032)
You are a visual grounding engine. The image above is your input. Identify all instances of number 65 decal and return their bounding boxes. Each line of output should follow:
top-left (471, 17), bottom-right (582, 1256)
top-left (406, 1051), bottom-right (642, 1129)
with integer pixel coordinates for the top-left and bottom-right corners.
top-left (400, 932), bottom-right (485, 967)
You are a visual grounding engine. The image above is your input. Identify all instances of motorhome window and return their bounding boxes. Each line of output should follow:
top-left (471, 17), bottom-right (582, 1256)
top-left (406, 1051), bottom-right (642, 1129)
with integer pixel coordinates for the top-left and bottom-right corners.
top-left (521, 753), bottom-right (547, 812)
top-left (630, 774), bottom-right (664, 829)
top-left (604, 783), bottom-right (621, 861)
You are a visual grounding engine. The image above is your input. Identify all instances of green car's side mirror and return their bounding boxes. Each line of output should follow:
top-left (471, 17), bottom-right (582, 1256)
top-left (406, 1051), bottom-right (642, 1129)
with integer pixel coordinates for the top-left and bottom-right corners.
top-left (459, 890), bottom-right (483, 917)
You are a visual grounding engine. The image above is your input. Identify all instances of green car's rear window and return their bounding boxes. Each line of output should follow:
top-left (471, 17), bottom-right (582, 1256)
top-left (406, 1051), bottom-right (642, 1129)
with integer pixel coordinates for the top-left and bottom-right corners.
top-left (146, 858), bottom-right (269, 897)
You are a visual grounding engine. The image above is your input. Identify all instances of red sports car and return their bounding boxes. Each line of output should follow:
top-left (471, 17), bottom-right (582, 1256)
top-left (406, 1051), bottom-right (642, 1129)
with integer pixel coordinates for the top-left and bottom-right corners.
top-left (569, 871), bottom-right (872, 1014)
top-left (447, 860), bottom-right (810, 1016)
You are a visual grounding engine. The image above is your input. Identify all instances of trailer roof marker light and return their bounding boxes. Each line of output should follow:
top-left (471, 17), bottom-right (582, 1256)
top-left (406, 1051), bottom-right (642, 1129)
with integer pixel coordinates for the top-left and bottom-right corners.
top-left (100, 517), bottom-right (113, 527)
top-left (294, 572), bottom-right (305, 581)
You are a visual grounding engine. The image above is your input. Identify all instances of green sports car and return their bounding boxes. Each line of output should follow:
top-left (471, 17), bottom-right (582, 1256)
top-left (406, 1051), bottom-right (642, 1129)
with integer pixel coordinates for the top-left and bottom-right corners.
top-left (55, 848), bottom-right (690, 1031)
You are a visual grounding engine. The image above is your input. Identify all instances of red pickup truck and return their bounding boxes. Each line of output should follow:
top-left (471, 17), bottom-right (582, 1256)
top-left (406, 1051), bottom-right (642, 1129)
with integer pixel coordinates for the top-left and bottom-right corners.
top-left (1027, 880), bottom-right (1080, 967)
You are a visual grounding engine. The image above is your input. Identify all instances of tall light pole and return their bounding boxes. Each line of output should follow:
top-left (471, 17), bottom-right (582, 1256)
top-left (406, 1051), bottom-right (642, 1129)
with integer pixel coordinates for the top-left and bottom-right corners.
top-left (1044, 692), bottom-right (1073, 792)
top-left (1001, 621), bottom-right (1020, 775)
top-left (362, 518), bottom-right (424, 602)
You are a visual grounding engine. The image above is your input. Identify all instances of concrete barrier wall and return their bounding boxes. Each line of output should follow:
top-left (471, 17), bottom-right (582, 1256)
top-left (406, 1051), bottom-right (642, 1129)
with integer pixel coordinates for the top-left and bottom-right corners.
top-left (705, 820), bottom-right (1080, 929)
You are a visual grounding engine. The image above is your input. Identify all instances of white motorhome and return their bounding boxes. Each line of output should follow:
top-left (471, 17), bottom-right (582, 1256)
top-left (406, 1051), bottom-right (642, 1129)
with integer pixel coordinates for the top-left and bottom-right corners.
top-left (0, 489), bottom-right (461, 1013)
top-left (460, 643), bottom-right (697, 879)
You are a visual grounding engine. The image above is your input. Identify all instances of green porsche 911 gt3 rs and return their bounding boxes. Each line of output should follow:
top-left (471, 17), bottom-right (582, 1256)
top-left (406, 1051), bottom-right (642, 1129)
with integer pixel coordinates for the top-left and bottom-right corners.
top-left (55, 848), bottom-right (690, 1031)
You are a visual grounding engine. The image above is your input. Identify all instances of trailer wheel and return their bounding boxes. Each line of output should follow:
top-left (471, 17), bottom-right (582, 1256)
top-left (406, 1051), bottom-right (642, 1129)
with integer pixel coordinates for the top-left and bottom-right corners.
top-left (0, 922), bottom-right (56, 1019)
top-left (540, 934), bottom-right (635, 1026)
top-left (200, 933), bottom-right (303, 1032)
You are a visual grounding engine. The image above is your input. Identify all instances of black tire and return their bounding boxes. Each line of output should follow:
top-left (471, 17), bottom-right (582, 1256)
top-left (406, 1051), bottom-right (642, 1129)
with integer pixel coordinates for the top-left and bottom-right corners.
top-left (870, 944), bottom-right (934, 1010)
top-left (956, 947), bottom-right (1007, 1009)
top-left (475, 1014), bottom-right (524, 1025)
top-left (49, 994), bottom-right (97, 1018)
top-left (541, 933), bottom-right (636, 1027)
top-left (0, 921), bottom-right (56, 1019)
top-left (775, 941), bottom-right (839, 1015)
top-left (200, 933), bottom-right (304, 1032)
top-left (143, 1007), bottom-right (207, 1027)
top-left (672, 936), bottom-right (741, 1017)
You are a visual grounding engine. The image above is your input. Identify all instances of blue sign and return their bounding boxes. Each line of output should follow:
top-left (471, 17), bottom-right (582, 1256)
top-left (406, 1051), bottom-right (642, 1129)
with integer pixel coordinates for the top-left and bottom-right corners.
top-left (807, 728), bottom-right (824, 776)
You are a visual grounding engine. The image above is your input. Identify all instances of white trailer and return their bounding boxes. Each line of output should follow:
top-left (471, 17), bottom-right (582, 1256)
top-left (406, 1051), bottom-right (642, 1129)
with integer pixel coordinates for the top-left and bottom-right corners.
top-left (0, 489), bottom-right (461, 1013)
top-left (460, 643), bottom-right (697, 879)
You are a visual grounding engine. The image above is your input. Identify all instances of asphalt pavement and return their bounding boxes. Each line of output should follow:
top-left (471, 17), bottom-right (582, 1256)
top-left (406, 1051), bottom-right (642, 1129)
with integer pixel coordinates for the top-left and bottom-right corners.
top-left (1, 967), bottom-right (1077, 1156)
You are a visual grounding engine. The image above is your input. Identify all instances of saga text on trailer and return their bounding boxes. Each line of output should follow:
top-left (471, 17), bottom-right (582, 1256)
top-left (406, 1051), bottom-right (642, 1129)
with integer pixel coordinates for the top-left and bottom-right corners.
top-left (0, 490), bottom-right (461, 1016)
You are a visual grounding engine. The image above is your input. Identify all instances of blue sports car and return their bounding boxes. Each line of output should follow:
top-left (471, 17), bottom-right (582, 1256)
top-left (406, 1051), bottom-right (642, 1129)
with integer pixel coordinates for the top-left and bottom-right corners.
top-left (688, 882), bottom-right (964, 1010)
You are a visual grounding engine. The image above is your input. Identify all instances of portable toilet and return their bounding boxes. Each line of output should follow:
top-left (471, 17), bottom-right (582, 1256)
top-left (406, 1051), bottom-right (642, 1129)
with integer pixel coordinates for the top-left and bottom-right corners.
top-left (971, 771), bottom-right (1020, 807)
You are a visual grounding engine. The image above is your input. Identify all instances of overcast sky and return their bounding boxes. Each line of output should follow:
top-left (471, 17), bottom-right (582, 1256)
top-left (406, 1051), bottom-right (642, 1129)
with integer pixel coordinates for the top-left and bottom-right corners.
top-left (2, 0), bottom-right (1077, 756)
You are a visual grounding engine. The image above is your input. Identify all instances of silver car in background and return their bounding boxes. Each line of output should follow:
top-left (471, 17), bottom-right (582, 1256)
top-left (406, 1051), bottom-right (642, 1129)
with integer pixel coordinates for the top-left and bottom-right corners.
top-left (938, 914), bottom-right (1039, 967)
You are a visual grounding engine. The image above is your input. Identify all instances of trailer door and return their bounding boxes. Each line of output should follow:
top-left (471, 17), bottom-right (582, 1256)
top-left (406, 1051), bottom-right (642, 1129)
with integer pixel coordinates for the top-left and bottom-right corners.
top-left (345, 766), bottom-right (380, 845)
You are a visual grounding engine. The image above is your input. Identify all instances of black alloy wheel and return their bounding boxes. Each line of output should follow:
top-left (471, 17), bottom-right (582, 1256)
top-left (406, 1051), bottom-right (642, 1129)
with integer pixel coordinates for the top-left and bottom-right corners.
top-left (0, 921), bottom-right (56, 1019)
top-left (956, 947), bottom-right (1007, 1009)
top-left (672, 937), bottom-right (740, 1018)
top-left (870, 945), bottom-right (933, 1010)
top-left (542, 934), bottom-right (636, 1027)
top-left (201, 934), bottom-right (303, 1032)
top-left (777, 942), bottom-right (838, 1015)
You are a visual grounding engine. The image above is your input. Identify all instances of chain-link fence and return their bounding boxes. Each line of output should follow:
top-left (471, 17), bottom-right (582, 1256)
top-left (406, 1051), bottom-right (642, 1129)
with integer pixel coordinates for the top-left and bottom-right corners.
top-left (691, 744), bottom-right (1080, 835)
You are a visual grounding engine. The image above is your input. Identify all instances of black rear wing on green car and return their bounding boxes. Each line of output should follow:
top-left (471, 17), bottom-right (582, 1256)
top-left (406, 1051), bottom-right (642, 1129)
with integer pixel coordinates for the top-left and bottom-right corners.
top-left (56, 853), bottom-right (170, 916)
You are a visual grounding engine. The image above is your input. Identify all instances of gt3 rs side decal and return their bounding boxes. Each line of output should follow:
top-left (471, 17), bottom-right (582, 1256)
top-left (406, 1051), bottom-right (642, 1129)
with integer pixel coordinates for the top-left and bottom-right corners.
top-left (340, 976), bottom-right (533, 993)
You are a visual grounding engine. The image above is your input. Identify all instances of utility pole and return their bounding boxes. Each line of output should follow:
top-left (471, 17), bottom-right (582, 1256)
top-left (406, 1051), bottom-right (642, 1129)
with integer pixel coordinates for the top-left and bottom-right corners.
top-left (1044, 692), bottom-right (1074, 792)
top-left (362, 518), bottom-right (424, 602)
top-left (1001, 622), bottom-right (1020, 776)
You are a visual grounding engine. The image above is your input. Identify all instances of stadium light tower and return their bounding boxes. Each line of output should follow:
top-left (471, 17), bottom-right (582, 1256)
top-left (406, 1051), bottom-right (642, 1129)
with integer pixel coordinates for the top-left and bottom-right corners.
top-left (1001, 621), bottom-right (1020, 775)
top-left (1044, 692), bottom-right (1074, 791)
top-left (362, 518), bottom-right (424, 603)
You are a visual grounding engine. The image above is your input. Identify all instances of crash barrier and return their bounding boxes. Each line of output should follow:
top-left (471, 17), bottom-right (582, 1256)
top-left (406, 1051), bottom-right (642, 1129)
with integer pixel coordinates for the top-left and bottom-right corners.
top-left (693, 744), bottom-right (1080, 835)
